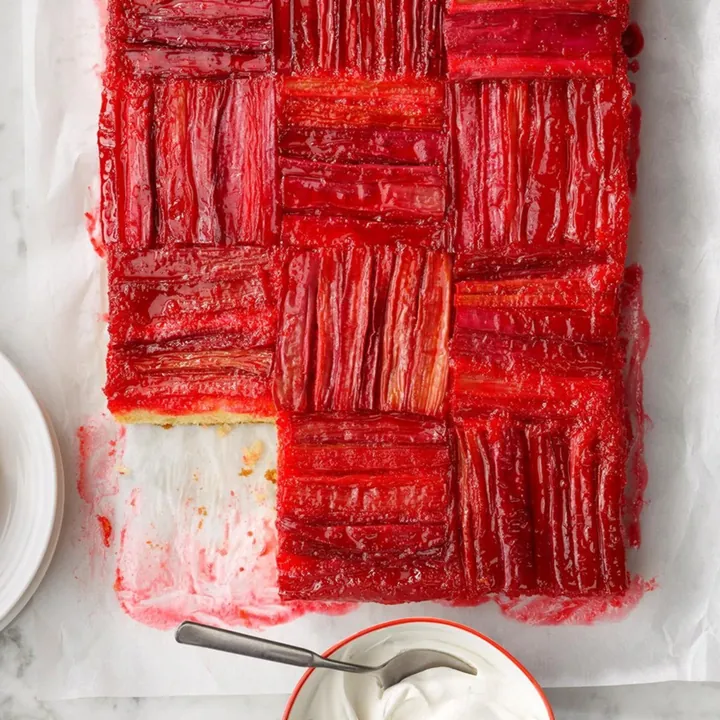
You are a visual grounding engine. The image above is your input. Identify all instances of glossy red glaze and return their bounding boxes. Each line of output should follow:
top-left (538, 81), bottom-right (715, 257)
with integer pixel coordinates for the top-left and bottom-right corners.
top-left (105, 247), bottom-right (283, 418)
top-left (445, 6), bottom-right (628, 79)
top-left (101, 2), bottom-right (643, 609)
top-left (275, 413), bottom-right (462, 602)
top-left (274, 246), bottom-right (451, 416)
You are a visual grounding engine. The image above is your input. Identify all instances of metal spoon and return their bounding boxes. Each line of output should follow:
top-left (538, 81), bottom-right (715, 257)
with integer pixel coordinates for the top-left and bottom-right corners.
top-left (175, 621), bottom-right (477, 690)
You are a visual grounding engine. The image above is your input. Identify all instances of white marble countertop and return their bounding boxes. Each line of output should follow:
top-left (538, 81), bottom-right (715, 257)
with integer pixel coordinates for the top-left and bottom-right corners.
top-left (0, 0), bottom-right (719, 716)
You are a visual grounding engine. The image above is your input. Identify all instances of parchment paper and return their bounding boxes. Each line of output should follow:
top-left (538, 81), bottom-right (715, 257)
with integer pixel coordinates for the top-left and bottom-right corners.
top-left (5, 0), bottom-right (720, 699)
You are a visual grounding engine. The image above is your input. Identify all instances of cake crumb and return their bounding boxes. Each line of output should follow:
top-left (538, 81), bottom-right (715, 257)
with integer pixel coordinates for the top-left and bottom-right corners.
top-left (216, 423), bottom-right (232, 438)
top-left (116, 464), bottom-right (131, 475)
top-left (192, 471), bottom-right (200, 482)
top-left (265, 468), bottom-right (277, 484)
top-left (162, 423), bottom-right (173, 430)
top-left (239, 440), bottom-right (264, 477)
top-left (242, 440), bottom-right (264, 467)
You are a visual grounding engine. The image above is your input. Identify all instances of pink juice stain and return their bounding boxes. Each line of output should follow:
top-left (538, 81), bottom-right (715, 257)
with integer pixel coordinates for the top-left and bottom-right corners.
top-left (85, 210), bottom-right (105, 258)
top-left (620, 265), bottom-right (651, 549)
top-left (114, 496), bottom-right (354, 630)
top-left (496, 577), bottom-right (656, 626)
top-left (76, 414), bottom-right (125, 561)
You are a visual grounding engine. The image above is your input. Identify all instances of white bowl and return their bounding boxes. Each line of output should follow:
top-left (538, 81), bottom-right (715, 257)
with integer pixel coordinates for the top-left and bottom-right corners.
top-left (283, 618), bottom-right (554, 720)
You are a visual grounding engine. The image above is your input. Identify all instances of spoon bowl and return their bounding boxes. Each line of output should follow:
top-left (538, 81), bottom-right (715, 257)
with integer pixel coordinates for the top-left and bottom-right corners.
top-left (372, 647), bottom-right (477, 689)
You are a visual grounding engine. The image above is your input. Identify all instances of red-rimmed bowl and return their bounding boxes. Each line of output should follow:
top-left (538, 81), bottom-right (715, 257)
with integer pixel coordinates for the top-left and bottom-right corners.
top-left (282, 617), bottom-right (554, 719)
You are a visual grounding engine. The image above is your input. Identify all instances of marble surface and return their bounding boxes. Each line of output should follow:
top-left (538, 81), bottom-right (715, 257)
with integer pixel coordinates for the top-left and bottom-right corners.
top-left (1, 616), bottom-right (720, 720)
top-left (0, 0), bottom-right (719, 717)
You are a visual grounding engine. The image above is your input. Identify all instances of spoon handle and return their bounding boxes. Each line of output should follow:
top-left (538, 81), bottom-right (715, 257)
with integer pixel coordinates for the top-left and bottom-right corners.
top-left (175, 621), bottom-right (369, 674)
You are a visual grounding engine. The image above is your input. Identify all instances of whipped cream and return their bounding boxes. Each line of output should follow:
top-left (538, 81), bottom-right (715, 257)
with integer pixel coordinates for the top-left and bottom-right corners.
top-left (293, 626), bottom-right (550, 720)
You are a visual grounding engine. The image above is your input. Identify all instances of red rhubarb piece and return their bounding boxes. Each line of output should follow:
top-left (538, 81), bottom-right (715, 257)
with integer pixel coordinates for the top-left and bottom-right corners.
top-left (277, 553), bottom-right (461, 604)
top-left (124, 46), bottom-right (271, 76)
top-left (328, 247), bottom-right (373, 411)
top-left (279, 412), bottom-right (449, 446)
top-left (189, 81), bottom-right (223, 245)
top-left (155, 79), bottom-right (196, 246)
top-left (277, 471), bottom-right (451, 526)
top-left (106, 343), bottom-right (276, 420)
top-left (446, 1), bottom-right (629, 21)
top-left (123, 0), bottom-right (273, 53)
top-left (526, 422), bottom-right (578, 594)
top-left (359, 246), bottom-right (395, 410)
top-left (595, 416), bottom-right (628, 592)
top-left (99, 78), bottom-right (155, 250)
top-left (280, 159), bottom-right (446, 220)
top-left (379, 246), bottom-right (423, 412)
top-left (216, 77), bottom-right (277, 246)
top-left (281, 216), bottom-right (449, 252)
top-left (408, 251), bottom-right (452, 417)
top-left (278, 520), bottom-right (448, 559)
top-left (279, 77), bottom-right (446, 131)
top-left (274, 251), bottom-right (319, 413)
top-left (279, 126), bottom-right (446, 167)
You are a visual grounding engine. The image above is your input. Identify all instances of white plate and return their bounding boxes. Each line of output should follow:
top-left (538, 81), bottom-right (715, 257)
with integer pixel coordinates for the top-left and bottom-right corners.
top-left (0, 352), bottom-right (63, 631)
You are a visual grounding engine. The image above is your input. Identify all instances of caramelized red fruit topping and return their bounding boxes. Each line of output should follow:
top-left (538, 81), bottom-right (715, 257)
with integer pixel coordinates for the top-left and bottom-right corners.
top-left (101, 0), bottom-right (639, 604)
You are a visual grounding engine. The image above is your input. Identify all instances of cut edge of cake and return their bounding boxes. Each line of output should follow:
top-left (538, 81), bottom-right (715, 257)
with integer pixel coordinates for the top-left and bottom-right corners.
top-left (113, 409), bottom-right (277, 426)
